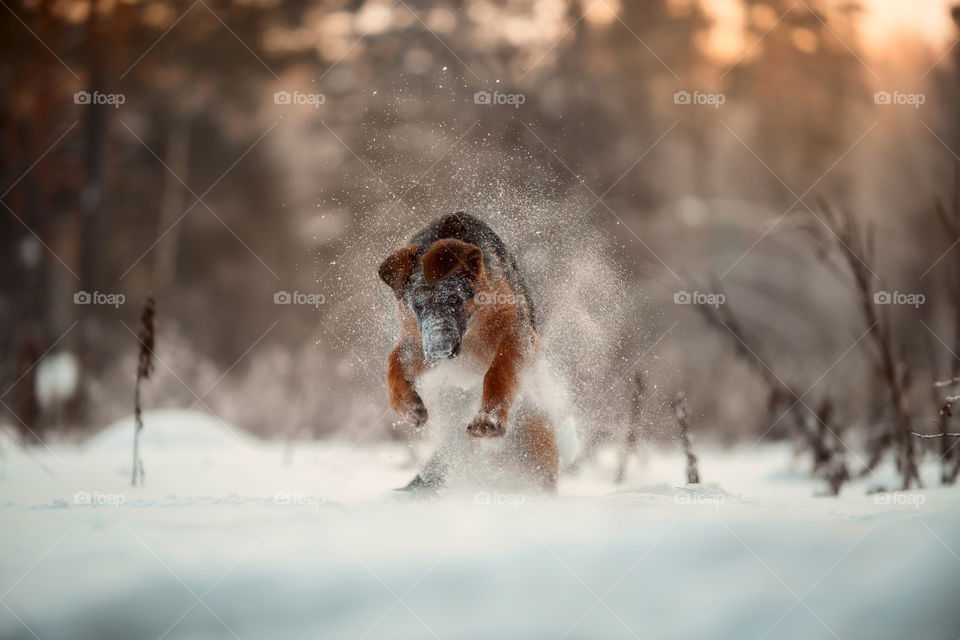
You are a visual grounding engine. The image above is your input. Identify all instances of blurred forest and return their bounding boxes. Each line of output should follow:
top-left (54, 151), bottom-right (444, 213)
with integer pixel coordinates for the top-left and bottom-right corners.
top-left (2, 0), bottom-right (960, 490)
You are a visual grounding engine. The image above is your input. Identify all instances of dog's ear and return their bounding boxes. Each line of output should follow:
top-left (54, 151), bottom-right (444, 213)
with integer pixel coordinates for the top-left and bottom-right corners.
top-left (378, 245), bottom-right (418, 298)
top-left (421, 239), bottom-right (484, 286)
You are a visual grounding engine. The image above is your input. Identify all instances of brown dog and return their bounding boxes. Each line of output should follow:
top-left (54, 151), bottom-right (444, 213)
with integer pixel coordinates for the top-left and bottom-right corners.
top-left (379, 213), bottom-right (559, 491)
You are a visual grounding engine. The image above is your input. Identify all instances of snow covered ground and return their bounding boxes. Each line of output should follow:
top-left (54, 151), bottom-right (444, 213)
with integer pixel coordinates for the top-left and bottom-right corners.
top-left (1, 410), bottom-right (959, 640)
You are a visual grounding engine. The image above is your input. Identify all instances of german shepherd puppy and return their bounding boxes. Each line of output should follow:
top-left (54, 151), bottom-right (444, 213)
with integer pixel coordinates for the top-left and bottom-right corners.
top-left (379, 213), bottom-right (559, 491)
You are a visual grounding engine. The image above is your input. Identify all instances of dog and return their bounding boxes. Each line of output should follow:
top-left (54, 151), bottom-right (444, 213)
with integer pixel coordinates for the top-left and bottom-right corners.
top-left (378, 213), bottom-right (560, 491)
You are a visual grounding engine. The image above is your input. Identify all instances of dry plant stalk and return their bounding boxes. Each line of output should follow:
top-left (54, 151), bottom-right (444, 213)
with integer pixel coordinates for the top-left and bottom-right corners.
top-left (691, 279), bottom-right (799, 429)
top-left (692, 280), bottom-right (849, 493)
top-left (615, 372), bottom-right (645, 484)
top-left (917, 377), bottom-right (960, 488)
top-left (926, 173), bottom-right (960, 482)
top-left (909, 396), bottom-right (958, 437)
top-left (803, 399), bottom-right (850, 495)
top-left (937, 394), bottom-right (960, 484)
top-left (132, 296), bottom-right (155, 486)
top-left (671, 391), bottom-right (700, 485)
top-left (813, 204), bottom-right (921, 489)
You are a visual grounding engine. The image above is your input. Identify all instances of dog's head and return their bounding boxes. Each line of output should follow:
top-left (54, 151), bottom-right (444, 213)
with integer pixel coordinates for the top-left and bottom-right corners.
top-left (379, 239), bottom-right (485, 363)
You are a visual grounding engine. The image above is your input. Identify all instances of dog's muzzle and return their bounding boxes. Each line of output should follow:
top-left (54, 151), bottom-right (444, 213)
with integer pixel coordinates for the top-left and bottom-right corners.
top-left (421, 319), bottom-right (461, 363)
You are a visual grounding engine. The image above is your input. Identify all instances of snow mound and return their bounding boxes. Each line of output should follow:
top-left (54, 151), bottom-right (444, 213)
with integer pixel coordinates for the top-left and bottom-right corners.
top-left (86, 409), bottom-right (252, 452)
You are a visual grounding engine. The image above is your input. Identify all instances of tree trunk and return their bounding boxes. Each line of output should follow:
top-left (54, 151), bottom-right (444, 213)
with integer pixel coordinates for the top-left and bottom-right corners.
top-left (153, 116), bottom-right (192, 292)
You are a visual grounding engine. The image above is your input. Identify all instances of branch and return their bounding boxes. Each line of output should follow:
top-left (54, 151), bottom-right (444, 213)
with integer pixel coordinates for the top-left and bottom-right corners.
top-left (933, 377), bottom-right (960, 388)
top-left (912, 396), bottom-right (960, 438)
top-left (912, 430), bottom-right (960, 438)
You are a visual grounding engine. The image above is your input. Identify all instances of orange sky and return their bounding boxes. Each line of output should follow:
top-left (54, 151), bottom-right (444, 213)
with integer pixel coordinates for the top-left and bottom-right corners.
top-left (704, 0), bottom-right (957, 61)
top-left (859, 0), bottom-right (956, 47)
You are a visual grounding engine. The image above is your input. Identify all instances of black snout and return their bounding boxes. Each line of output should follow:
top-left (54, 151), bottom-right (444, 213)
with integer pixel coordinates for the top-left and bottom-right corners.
top-left (409, 278), bottom-right (470, 363)
top-left (423, 338), bottom-right (461, 363)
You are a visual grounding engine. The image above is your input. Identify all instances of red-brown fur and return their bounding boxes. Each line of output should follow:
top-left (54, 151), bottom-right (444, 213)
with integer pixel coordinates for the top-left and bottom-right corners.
top-left (380, 235), bottom-right (558, 490)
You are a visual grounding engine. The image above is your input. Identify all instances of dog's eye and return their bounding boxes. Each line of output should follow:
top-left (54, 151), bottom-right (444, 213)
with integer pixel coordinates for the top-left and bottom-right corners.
top-left (446, 295), bottom-right (458, 306)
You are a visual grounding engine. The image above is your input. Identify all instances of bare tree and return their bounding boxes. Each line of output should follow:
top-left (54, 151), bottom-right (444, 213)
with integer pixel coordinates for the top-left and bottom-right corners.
top-left (10, 329), bottom-right (41, 443)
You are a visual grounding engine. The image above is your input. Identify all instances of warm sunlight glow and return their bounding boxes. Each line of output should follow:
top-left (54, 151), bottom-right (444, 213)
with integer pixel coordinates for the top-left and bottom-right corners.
top-left (858, 0), bottom-right (956, 50)
top-left (702, 0), bottom-right (957, 63)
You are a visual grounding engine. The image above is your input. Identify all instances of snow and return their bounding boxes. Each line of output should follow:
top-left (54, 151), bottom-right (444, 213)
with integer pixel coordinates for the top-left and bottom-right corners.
top-left (1, 411), bottom-right (959, 640)
top-left (88, 409), bottom-right (255, 452)
top-left (34, 352), bottom-right (79, 409)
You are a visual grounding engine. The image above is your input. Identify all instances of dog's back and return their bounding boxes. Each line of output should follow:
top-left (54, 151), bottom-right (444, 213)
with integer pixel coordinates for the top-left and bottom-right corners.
top-left (410, 213), bottom-right (536, 329)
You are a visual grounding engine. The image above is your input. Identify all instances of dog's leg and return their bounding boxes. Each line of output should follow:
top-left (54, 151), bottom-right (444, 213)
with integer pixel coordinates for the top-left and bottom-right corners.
top-left (396, 429), bottom-right (466, 492)
top-left (397, 450), bottom-right (448, 492)
top-left (518, 410), bottom-right (559, 492)
top-left (467, 338), bottom-right (525, 438)
top-left (387, 341), bottom-right (428, 427)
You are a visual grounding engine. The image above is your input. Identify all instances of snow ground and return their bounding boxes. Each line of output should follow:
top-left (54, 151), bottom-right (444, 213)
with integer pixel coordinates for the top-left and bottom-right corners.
top-left (1, 410), bottom-right (959, 640)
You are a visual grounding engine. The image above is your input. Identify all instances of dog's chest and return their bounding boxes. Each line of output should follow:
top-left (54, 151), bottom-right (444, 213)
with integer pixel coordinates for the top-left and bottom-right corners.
top-left (417, 356), bottom-right (485, 392)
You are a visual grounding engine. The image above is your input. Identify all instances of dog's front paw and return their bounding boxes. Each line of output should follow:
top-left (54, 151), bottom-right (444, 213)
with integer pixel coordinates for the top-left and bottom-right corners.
top-left (394, 392), bottom-right (428, 427)
top-left (467, 415), bottom-right (505, 438)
